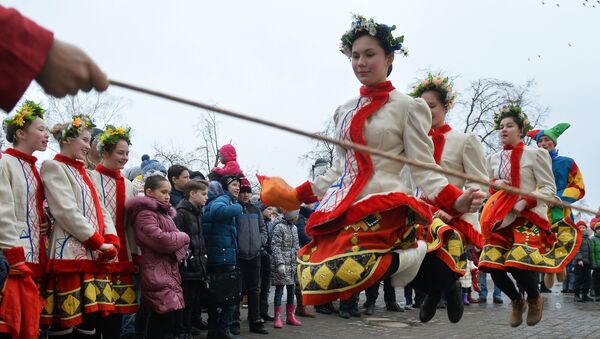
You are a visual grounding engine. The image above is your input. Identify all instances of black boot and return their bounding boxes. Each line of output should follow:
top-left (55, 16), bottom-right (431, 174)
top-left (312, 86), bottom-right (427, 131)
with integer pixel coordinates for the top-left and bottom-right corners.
top-left (363, 302), bottom-right (375, 316)
top-left (385, 302), bottom-right (405, 312)
top-left (445, 281), bottom-right (465, 323)
top-left (582, 291), bottom-right (593, 302)
top-left (419, 293), bottom-right (441, 323)
top-left (574, 290), bottom-right (584, 302)
top-left (249, 321), bottom-right (269, 334)
top-left (230, 321), bottom-right (240, 335)
top-left (260, 312), bottom-right (275, 321)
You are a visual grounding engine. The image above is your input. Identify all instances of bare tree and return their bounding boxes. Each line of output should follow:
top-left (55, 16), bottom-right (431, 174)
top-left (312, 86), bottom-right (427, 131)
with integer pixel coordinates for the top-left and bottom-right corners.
top-left (194, 110), bottom-right (221, 175)
top-left (452, 78), bottom-right (549, 154)
top-left (44, 90), bottom-right (127, 128)
top-left (299, 117), bottom-right (336, 172)
top-left (152, 141), bottom-right (203, 169)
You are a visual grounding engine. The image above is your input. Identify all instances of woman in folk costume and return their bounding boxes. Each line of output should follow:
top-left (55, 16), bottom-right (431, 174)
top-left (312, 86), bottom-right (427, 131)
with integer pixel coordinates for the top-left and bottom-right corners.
top-left (40, 115), bottom-right (121, 337)
top-left (527, 123), bottom-right (585, 290)
top-left (259, 15), bottom-right (485, 306)
top-left (478, 105), bottom-right (581, 327)
top-left (0, 101), bottom-right (48, 338)
top-left (407, 73), bottom-right (488, 324)
top-left (89, 126), bottom-right (139, 338)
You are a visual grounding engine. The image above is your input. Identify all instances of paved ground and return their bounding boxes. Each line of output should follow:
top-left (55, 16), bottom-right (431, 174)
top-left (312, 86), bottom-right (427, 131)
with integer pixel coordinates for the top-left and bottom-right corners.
top-left (229, 283), bottom-right (600, 339)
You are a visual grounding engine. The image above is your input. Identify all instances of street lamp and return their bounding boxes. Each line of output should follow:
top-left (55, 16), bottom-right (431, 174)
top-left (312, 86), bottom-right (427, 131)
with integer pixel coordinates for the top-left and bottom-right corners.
top-left (311, 157), bottom-right (329, 180)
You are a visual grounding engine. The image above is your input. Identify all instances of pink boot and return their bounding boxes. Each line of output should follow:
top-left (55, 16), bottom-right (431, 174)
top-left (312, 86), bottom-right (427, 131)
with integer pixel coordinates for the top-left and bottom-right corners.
top-left (274, 305), bottom-right (283, 328)
top-left (286, 304), bottom-right (302, 326)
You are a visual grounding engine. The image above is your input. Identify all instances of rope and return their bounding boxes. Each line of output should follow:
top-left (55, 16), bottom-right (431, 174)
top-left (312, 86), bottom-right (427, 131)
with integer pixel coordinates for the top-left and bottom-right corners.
top-left (109, 79), bottom-right (599, 216)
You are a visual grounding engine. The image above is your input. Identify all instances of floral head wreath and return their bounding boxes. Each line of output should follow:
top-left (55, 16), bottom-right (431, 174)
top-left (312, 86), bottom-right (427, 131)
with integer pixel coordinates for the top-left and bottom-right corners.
top-left (96, 125), bottom-right (132, 152)
top-left (493, 104), bottom-right (533, 134)
top-left (3, 100), bottom-right (45, 130)
top-left (62, 114), bottom-right (96, 141)
top-left (339, 14), bottom-right (408, 58)
top-left (409, 73), bottom-right (456, 109)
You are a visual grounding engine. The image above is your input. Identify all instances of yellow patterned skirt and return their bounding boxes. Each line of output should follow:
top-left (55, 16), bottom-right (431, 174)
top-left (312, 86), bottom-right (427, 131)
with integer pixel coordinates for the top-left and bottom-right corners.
top-left (425, 218), bottom-right (467, 275)
top-left (479, 218), bottom-right (581, 273)
top-left (40, 273), bottom-right (118, 328)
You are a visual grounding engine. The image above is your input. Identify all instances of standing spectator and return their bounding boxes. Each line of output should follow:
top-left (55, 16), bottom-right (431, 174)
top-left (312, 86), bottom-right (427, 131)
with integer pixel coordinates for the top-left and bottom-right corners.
top-left (168, 164), bottom-right (190, 207)
top-left (85, 127), bottom-right (103, 170)
top-left (460, 260), bottom-right (477, 305)
top-left (590, 217), bottom-right (600, 300)
top-left (132, 155), bottom-right (167, 196)
top-left (294, 204), bottom-right (316, 318)
top-left (562, 260), bottom-right (576, 293)
top-left (574, 220), bottom-right (593, 302)
top-left (126, 175), bottom-right (190, 339)
top-left (173, 180), bottom-right (209, 339)
top-left (232, 178), bottom-right (269, 335)
top-left (363, 278), bottom-right (404, 315)
top-left (257, 203), bottom-right (276, 321)
top-left (271, 210), bottom-right (302, 328)
top-left (203, 177), bottom-right (243, 339)
top-left (478, 272), bottom-right (503, 304)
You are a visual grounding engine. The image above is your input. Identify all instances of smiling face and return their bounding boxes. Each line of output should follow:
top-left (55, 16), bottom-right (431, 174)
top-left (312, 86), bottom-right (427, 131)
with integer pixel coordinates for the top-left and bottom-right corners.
top-left (536, 135), bottom-right (556, 152)
top-left (101, 139), bottom-right (130, 171)
top-left (227, 180), bottom-right (240, 199)
top-left (498, 117), bottom-right (522, 146)
top-left (421, 91), bottom-right (448, 129)
top-left (351, 35), bottom-right (394, 87)
top-left (146, 180), bottom-right (172, 203)
top-left (14, 117), bottom-right (49, 154)
top-left (61, 129), bottom-right (92, 160)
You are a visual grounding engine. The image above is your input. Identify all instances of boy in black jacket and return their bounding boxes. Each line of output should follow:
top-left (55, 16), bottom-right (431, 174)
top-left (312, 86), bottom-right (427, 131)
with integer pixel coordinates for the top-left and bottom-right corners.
top-left (173, 180), bottom-right (209, 339)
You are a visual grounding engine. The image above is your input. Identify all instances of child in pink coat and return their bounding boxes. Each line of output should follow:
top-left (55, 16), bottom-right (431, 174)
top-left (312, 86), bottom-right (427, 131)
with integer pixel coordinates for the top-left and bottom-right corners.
top-left (208, 144), bottom-right (244, 180)
top-left (126, 175), bottom-right (190, 339)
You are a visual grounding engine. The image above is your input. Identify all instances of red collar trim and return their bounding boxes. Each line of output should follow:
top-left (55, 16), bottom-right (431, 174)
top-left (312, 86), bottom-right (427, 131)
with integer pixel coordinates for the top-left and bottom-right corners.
top-left (429, 124), bottom-right (452, 136)
top-left (360, 81), bottom-right (395, 97)
top-left (4, 148), bottom-right (38, 165)
top-left (95, 164), bottom-right (123, 179)
top-left (503, 140), bottom-right (524, 150)
top-left (53, 154), bottom-right (86, 169)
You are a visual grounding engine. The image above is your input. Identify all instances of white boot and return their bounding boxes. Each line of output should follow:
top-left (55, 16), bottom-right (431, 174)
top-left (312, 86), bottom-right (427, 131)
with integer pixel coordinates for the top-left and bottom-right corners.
top-left (389, 240), bottom-right (427, 287)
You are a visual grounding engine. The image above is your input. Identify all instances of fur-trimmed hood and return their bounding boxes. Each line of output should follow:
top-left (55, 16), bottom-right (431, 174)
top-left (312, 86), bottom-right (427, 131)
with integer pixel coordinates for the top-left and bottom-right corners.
top-left (126, 196), bottom-right (176, 220)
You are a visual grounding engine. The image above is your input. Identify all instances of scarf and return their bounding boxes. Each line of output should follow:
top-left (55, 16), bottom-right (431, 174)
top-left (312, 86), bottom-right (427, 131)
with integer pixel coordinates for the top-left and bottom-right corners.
top-left (428, 124), bottom-right (452, 165)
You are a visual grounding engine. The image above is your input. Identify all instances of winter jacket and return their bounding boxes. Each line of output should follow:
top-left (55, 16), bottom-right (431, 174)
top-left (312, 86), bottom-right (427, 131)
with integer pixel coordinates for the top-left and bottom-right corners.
top-left (126, 196), bottom-right (190, 314)
top-left (590, 235), bottom-right (600, 269)
top-left (211, 144), bottom-right (244, 178)
top-left (262, 217), bottom-right (274, 255)
top-left (270, 217), bottom-right (299, 286)
top-left (237, 202), bottom-right (267, 260)
top-left (170, 189), bottom-right (185, 208)
top-left (174, 199), bottom-right (207, 280)
top-left (203, 191), bottom-right (243, 267)
top-left (574, 234), bottom-right (593, 265)
top-left (295, 206), bottom-right (313, 247)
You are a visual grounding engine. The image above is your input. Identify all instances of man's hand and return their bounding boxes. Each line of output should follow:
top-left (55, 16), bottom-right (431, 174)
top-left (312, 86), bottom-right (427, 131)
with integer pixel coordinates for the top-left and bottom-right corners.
top-left (36, 39), bottom-right (108, 97)
top-left (512, 199), bottom-right (527, 214)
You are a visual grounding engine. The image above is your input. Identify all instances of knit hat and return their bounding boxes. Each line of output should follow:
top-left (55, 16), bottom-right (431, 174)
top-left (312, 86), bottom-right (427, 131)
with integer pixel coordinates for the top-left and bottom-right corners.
top-left (576, 220), bottom-right (588, 229)
top-left (283, 209), bottom-right (299, 221)
top-left (124, 166), bottom-right (141, 182)
top-left (140, 154), bottom-right (167, 180)
top-left (219, 175), bottom-right (240, 190)
top-left (590, 217), bottom-right (600, 231)
top-left (526, 123), bottom-right (570, 145)
top-left (240, 177), bottom-right (252, 194)
top-left (208, 180), bottom-right (225, 198)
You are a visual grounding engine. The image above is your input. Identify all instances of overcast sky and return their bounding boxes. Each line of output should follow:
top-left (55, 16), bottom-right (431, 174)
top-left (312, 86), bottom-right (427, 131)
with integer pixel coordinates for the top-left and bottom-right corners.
top-left (4, 0), bottom-right (599, 217)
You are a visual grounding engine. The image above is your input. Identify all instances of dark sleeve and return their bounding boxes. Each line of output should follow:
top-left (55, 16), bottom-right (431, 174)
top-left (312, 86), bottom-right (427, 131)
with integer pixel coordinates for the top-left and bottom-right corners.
top-left (0, 6), bottom-right (54, 111)
top-left (258, 208), bottom-right (268, 247)
top-left (295, 216), bottom-right (311, 247)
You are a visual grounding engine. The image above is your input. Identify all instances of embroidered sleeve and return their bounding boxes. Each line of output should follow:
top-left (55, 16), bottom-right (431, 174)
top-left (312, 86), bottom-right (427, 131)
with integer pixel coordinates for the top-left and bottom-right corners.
top-left (559, 161), bottom-right (585, 203)
top-left (0, 160), bottom-right (21, 249)
top-left (404, 98), bottom-right (460, 212)
top-left (41, 160), bottom-right (104, 249)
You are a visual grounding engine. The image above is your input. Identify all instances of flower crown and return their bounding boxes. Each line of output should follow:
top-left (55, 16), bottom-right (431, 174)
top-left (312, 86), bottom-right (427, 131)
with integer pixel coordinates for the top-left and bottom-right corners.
top-left (3, 100), bottom-right (45, 129)
top-left (493, 104), bottom-right (533, 133)
top-left (339, 14), bottom-right (407, 58)
top-left (62, 114), bottom-right (96, 140)
top-left (96, 125), bottom-right (132, 152)
top-left (409, 73), bottom-right (456, 109)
